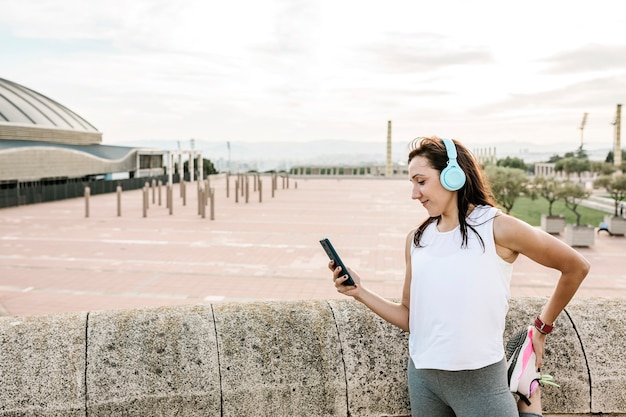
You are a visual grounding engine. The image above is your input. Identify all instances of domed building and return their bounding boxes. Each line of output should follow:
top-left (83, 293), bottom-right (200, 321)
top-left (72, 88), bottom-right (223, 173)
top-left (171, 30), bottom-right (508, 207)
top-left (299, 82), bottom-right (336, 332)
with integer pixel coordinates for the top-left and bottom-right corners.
top-left (0, 78), bottom-right (166, 206)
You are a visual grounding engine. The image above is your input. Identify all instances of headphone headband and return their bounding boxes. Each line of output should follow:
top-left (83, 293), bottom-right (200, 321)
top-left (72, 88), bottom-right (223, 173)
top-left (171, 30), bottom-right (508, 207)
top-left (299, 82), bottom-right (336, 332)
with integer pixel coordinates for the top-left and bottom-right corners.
top-left (441, 137), bottom-right (458, 160)
top-left (439, 138), bottom-right (466, 191)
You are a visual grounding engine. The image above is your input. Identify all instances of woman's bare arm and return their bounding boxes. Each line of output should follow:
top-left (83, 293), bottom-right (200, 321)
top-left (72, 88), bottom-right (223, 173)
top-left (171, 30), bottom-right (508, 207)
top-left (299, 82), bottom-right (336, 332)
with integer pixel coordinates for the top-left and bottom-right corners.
top-left (331, 229), bottom-right (414, 332)
top-left (494, 214), bottom-right (590, 367)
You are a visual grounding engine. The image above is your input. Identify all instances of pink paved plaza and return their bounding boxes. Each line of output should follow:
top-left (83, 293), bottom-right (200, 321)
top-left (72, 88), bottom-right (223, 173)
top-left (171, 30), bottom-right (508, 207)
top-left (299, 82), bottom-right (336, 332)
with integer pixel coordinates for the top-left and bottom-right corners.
top-left (0, 175), bottom-right (624, 317)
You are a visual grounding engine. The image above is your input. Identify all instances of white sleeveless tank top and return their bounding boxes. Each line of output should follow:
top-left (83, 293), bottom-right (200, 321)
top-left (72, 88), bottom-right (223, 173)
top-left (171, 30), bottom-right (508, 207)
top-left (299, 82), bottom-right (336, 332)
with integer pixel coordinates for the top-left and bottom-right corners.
top-left (409, 205), bottom-right (512, 370)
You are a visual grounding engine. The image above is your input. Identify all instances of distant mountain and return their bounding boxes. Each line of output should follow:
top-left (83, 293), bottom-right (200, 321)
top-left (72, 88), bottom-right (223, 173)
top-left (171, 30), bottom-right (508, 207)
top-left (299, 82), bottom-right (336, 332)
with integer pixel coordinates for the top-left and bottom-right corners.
top-left (114, 138), bottom-right (613, 171)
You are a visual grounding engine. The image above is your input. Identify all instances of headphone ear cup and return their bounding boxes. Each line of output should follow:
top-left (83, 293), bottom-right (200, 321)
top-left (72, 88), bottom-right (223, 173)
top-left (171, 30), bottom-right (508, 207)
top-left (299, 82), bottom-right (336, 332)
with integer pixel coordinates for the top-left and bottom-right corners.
top-left (440, 163), bottom-right (466, 191)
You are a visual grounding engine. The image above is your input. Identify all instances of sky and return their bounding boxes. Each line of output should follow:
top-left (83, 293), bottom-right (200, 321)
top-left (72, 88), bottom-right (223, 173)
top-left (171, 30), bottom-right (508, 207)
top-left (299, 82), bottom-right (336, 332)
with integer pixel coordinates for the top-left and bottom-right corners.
top-left (1, 0), bottom-right (625, 153)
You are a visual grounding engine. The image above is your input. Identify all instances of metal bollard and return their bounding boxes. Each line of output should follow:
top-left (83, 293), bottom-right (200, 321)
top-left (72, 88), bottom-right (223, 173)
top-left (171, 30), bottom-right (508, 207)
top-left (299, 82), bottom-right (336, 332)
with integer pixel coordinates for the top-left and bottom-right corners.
top-left (200, 187), bottom-right (206, 219)
top-left (210, 188), bottom-right (215, 220)
top-left (167, 183), bottom-right (173, 215)
top-left (197, 186), bottom-right (202, 215)
top-left (144, 182), bottom-right (150, 209)
top-left (245, 176), bottom-right (249, 204)
top-left (84, 186), bottom-right (90, 218)
top-left (142, 186), bottom-right (148, 218)
top-left (116, 185), bottom-right (122, 217)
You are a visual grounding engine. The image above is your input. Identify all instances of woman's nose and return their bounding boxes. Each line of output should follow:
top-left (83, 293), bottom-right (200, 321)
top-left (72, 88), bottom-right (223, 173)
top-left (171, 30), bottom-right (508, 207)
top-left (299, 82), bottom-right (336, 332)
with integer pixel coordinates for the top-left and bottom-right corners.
top-left (411, 186), bottom-right (421, 200)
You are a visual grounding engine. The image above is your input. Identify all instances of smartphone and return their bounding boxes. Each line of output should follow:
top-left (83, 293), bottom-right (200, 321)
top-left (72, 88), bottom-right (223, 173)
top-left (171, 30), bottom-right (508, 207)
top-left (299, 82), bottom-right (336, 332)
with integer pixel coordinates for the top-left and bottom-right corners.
top-left (319, 238), bottom-right (355, 286)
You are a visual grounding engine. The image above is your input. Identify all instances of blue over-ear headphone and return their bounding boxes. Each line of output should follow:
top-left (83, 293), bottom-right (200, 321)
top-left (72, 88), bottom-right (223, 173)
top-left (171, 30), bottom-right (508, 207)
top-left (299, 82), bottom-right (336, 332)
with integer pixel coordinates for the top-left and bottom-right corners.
top-left (440, 138), bottom-right (466, 191)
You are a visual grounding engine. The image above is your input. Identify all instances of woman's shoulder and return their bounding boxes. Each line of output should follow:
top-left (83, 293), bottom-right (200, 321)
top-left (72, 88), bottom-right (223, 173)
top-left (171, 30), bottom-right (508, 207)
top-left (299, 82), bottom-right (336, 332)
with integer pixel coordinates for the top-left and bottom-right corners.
top-left (492, 210), bottom-right (540, 248)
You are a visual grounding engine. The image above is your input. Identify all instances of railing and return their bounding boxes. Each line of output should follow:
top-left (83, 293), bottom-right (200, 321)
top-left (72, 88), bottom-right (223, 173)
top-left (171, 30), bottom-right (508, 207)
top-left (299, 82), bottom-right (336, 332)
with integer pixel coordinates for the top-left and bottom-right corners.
top-left (0, 175), bottom-right (178, 208)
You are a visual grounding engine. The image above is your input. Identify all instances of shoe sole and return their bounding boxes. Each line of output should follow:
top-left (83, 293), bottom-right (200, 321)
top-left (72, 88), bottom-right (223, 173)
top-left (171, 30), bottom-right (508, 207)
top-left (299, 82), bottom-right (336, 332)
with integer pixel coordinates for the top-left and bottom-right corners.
top-left (506, 326), bottom-right (535, 394)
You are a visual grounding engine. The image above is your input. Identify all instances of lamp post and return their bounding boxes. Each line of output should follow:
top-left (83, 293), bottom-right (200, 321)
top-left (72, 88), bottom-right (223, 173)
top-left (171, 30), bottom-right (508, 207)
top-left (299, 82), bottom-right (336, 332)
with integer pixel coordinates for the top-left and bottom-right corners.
top-left (579, 112), bottom-right (588, 149)
top-left (614, 104), bottom-right (622, 172)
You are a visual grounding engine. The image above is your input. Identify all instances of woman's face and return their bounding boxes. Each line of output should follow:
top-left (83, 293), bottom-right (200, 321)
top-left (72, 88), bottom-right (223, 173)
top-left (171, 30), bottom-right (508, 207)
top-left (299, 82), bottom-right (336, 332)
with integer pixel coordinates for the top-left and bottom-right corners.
top-left (408, 155), bottom-right (457, 217)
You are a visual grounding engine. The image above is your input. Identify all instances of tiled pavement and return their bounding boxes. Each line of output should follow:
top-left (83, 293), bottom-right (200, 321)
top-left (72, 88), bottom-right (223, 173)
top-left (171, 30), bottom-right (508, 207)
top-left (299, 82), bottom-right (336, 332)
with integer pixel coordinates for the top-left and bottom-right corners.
top-left (0, 175), bottom-right (624, 317)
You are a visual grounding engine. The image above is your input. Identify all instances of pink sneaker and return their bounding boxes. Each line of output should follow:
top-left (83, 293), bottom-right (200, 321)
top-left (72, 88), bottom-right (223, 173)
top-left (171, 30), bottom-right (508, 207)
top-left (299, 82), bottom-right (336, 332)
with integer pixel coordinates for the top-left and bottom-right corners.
top-left (506, 326), bottom-right (541, 405)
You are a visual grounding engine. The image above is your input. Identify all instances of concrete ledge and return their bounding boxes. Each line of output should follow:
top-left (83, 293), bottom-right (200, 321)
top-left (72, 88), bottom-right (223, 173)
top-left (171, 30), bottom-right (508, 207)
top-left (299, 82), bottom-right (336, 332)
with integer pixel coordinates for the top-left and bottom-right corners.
top-left (86, 304), bottom-right (220, 416)
top-left (214, 300), bottom-right (345, 416)
top-left (328, 299), bottom-right (409, 416)
top-left (0, 312), bottom-right (86, 417)
top-left (565, 298), bottom-right (626, 414)
top-left (0, 297), bottom-right (625, 416)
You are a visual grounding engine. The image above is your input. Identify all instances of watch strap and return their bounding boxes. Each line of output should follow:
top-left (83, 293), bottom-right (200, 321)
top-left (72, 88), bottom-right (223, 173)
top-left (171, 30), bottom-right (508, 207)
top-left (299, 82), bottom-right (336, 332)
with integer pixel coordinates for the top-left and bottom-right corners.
top-left (534, 316), bottom-right (554, 334)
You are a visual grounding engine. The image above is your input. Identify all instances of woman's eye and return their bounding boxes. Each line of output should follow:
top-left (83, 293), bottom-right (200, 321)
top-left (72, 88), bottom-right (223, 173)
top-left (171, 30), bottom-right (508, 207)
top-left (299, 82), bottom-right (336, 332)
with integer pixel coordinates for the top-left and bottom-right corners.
top-left (417, 180), bottom-right (425, 185)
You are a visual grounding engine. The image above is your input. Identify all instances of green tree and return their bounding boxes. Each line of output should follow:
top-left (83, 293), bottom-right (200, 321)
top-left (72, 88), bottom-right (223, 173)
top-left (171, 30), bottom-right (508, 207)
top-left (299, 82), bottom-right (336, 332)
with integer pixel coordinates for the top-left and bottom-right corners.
top-left (547, 154), bottom-right (562, 163)
top-left (533, 176), bottom-right (564, 217)
top-left (183, 158), bottom-right (218, 177)
top-left (556, 182), bottom-right (591, 226)
top-left (590, 161), bottom-right (616, 176)
top-left (594, 174), bottom-right (626, 217)
top-left (497, 157), bottom-right (527, 170)
top-left (574, 145), bottom-right (588, 159)
top-left (554, 157), bottom-right (590, 181)
top-left (484, 165), bottom-right (530, 214)
top-left (605, 149), bottom-right (626, 163)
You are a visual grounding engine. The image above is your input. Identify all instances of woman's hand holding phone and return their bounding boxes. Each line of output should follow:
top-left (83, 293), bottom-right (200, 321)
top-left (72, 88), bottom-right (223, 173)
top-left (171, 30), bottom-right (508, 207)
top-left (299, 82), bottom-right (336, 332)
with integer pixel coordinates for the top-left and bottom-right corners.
top-left (320, 238), bottom-right (361, 297)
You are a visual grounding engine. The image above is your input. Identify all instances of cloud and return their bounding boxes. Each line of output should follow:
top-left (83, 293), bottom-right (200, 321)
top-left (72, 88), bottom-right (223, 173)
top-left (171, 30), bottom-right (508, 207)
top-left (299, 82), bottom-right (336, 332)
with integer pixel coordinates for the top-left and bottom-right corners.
top-left (541, 44), bottom-right (626, 74)
top-left (1, 0), bottom-right (625, 149)
top-left (476, 74), bottom-right (625, 116)
top-left (0, 0), bottom-right (128, 40)
top-left (359, 32), bottom-right (494, 74)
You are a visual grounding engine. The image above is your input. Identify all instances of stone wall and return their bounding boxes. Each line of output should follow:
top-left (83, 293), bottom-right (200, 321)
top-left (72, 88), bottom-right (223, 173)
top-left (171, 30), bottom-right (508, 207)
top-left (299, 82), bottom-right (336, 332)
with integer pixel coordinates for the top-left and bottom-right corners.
top-left (0, 297), bottom-right (624, 416)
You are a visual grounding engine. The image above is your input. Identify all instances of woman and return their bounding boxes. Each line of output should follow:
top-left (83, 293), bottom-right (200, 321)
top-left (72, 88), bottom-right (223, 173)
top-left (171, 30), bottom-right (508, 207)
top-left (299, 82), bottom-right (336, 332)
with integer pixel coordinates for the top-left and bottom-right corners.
top-left (329, 136), bottom-right (589, 417)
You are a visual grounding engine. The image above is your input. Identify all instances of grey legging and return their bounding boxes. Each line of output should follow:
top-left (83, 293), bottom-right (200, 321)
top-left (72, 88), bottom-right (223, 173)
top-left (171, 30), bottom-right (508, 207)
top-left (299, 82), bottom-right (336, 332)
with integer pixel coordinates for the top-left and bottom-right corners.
top-left (408, 357), bottom-right (541, 417)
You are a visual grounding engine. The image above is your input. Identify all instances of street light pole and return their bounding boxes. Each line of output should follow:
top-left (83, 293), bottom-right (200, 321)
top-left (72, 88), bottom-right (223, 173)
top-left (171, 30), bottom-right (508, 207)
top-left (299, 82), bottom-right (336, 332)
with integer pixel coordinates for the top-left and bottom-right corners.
top-left (614, 104), bottom-right (622, 172)
top-left (579, 112), bottom-right (588, 149)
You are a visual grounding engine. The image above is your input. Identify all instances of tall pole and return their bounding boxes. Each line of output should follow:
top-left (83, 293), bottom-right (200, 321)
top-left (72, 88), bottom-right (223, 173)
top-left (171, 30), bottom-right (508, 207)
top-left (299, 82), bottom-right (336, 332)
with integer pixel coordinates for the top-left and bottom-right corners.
top-left (227, 141), bottom-right (231, 173)
top-left (197, 153), bottom-right (203, 182)
top-left (190, 139), bottom-right (195, 182)
top-left (579, 112), bottom-right (588, 149)
top-left (385, 121), bottom-right (392, 177)
top-left (189, 151), bottom-right (195, 183)
top-left (615, 104), bottom-right (622, 172)
top-left (168, 152), bottom-right (174, 185)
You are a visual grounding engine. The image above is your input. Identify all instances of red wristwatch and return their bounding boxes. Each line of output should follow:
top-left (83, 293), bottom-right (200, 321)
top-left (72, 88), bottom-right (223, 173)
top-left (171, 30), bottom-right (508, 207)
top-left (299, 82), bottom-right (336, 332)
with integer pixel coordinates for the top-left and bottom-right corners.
top-left (534, 316), bottom-right (554, 334)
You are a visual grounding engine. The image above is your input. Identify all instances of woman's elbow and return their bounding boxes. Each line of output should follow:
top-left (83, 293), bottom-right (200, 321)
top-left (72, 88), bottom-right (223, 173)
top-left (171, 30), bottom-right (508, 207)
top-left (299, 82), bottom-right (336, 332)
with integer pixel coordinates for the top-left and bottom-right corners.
top-left (580, 257), bottom-right (591, 280)
top-left (573, 256), bottom-right (591, 283)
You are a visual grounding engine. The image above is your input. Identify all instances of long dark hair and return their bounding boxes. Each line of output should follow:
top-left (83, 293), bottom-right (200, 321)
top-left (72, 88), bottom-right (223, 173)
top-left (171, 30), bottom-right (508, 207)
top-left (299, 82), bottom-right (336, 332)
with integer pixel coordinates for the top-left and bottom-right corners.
top-left (408, 136), bottom-right (497, 248)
